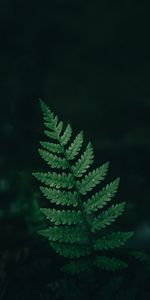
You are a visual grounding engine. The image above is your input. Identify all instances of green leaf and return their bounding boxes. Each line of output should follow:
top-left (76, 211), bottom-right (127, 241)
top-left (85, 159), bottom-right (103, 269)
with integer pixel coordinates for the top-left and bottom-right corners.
top-left (94, 256), bottom-right (128, 271)
top-left (61, 124), bottom-right (72, 145)
top-left (84, 178), bottom-right (120, 213)
top-left (56, 121), bottom-right (63, 136)
top-left (40, 208), bottom-right (82, 225)
top-left (44, 130), bottom-right (58, 140)
top-left (38, 226), bottom-right (87, 243)
top-left (66, 131), bottom-right (83, 160)
top-left (129, 250), bottom-right (150, 263)
top-left (72, 142), bottom-right (94, 178)
top-left (33, 100), bottom-right (133, 275)
top-left (38, 149), bottom-right (68, 169)
top-left (94, 232), bottom-right (134, 251)
top-left (40, 100), bottom-right (59, 131)
top-left (77, 162), bottom-right (109, 195)
top-left (91, 202), bottom-right (126, 232)
top-left (51, 242), bottom-right (92, 258)
top-left (40, 141), bottom-right (63, 154)
top-left (32, 172), bottom-right (74, 189)
top-left (37, 228), bottom-right (53, 238)
top-left (40, 187), bottom-right (79, 207)
top-left (40, 99), bottom-right (55, 128)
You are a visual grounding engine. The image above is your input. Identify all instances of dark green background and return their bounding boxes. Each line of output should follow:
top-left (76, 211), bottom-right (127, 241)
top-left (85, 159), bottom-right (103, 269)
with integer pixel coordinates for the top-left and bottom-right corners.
top-left (0, 1), bottom-right (150, 299)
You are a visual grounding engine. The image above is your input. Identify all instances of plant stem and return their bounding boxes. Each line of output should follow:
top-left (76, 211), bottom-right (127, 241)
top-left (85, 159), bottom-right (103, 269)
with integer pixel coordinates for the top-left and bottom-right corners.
top-left (57, 132), bottom-right (95, 261)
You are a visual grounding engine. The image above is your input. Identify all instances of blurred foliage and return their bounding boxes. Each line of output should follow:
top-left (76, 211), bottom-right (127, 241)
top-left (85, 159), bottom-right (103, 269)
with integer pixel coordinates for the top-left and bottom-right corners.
top-left (0, 171), bottom-right (42, 227)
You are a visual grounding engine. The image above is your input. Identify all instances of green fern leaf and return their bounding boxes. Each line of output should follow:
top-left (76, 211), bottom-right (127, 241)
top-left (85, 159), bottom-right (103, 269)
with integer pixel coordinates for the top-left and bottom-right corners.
top-left (38, 226), bottom-right (87, 243)
top-left (129, 250), bottom-right (150, 263)
top-left (51, 242), bottom-right (92, 258)
top-left (44, 130), bottom-right (58, 140)
top-left (77, 162), bottom-right (109, 195)
top-left (33, 100), bottom-right (133, 274)
top-left (32, 171), bottom-right (74, 189)
top-left (38, 149), bottom-right (68, 169)
top-left (40, 208), bottom-right (82, 225)
top-left (84, 178), bottom-right (120, 213)
top-left (91, 202), bottom-right (126, 232)
top-left (94, 232), bottom-right (134, 250)
top-left (94, 256), bottom-right (128, 271)
top-left (72, 142), bottom-right (94, 178)
top-left (40, 99), bottom-right (56, 129)
top-left (40, 100), bottom-right (64, 138)
top-left (66, 131), bottom-right (83, 160)
top-left (56, 121), bottom-right (63, 136)
top-left (40, 141), bottom-right (62, 154)
top-left (40, 187), bottom-right (78, 207)
top-left (60, 124), bottom-right (72, 145)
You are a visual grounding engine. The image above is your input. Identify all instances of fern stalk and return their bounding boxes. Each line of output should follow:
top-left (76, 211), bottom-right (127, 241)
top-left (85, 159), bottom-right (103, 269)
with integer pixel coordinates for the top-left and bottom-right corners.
top-left (55, 120), bottom-right (95, 258)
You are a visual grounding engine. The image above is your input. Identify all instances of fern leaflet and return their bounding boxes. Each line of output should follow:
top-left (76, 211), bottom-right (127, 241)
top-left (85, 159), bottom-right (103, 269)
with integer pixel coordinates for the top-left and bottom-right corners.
top-left (38, 226), bottom-right (87, 243)
top-left (40, 187), bottom-right (78, 207)
top-left (76, 163), bottom-right (109, 195)
top-left (94, 256), bottom-right (128, 271)
top-left (51, 242), bottom-right (92, 258)
top-left (33, 171), bottom-right (74, 189)
top-left (40, 141), bottom-right (62, 153)
top-left (72, 142), bottom-right (94, 177)
top-left (40, 208), bottom-right (82, 225)
top-left (66, 131), bottom-right (83, 160)
top-left (94, 232), bottom-right (134, 250)
top-left (38, 149), bottom-right (68, 169)
top-left (84, 178), bottom-right (120, 213)
top-left (91, 202), bottom-right (126, 232)
top-left (61, 124), bottom-right (72, 145)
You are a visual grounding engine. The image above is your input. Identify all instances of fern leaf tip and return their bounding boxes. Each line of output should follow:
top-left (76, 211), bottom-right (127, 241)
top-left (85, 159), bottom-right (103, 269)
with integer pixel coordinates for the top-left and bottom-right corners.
top-left (39, 98), bottom-right (46, 109)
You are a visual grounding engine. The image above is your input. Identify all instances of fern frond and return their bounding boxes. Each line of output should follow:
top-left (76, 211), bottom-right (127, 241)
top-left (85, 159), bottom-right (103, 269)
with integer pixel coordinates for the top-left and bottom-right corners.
top-left (66, 131), bottom-right (83, 160)
top-left (84, 178), bottom-right (120, 213)
top-left (94, 232), bottom-right (134, 250)
top-left (60, 124), bottom-right (72, 145)
top-left (33, 100), bottom-right (133, 275)
top-left (38, 149), bottom-right (68, 169)
top-left (38, 226), bottom-right (87, 243)
top-left (40, 187), bottom-right (78, 207)
top-left (40, 141), bottom-right (62, 154)
top-left (40, 208), bottom-right (82, 225)
top-left (77, 162), bottom-right (109, 195)
top-left (51, 242), bottom-right (92, 258)
top-left (94, 256), bottom-right (127, 271)
top-left (91, 202), bottom-right (126, 232)
top-left (72, 142), bottom-right (94, 178)
top-left (32, 172), bottom-right (74, 189)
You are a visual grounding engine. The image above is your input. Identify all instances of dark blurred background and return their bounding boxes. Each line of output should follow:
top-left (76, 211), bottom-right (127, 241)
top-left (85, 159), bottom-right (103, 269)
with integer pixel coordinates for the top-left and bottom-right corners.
top-left (0, 0), bottom-right (150, 299)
